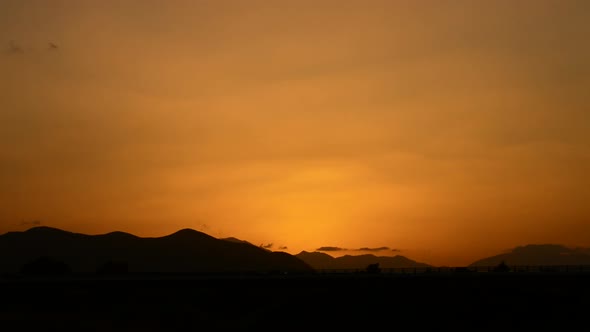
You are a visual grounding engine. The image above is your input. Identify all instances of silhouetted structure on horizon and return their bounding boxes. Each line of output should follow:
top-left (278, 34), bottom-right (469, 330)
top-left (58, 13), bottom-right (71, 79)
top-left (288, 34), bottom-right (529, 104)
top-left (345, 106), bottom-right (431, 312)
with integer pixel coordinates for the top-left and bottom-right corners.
top-left (492, 261), bottom-right (511, 273)
top-left (366, 263), bottom-right (381, 274)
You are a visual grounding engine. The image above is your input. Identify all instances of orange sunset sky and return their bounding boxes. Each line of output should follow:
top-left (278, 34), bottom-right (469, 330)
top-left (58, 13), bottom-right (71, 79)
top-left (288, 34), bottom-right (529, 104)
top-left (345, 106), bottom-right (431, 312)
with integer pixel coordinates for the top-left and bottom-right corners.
top-left (1, 0), bottom-right (589, 266)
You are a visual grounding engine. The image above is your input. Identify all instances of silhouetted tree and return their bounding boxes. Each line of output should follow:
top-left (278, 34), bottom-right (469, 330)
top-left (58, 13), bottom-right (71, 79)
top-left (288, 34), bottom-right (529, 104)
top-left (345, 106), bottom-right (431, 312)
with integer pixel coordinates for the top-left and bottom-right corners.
top-left (366, 263), bottom-right (381, 274)
top-left (492, 261), bottom-right (511, 273)
top-left (20, 256), bottom-right (71, 276)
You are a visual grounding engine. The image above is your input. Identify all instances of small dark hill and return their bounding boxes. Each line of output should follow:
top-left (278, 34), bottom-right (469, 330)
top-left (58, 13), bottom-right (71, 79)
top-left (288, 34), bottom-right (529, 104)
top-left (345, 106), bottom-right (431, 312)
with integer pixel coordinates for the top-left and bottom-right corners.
top-left (221, 237), bottom-right (256, 246)
top-left (97, 231), bottom-right (138, 240)
top-left (469, 244), bottom-right (590, 267)
top-left (296, 251), bottom-right (430, 270)
top-left (0, 227), bottom-right (312, 275)
top-left (296, 251), bottom-right (335, 268)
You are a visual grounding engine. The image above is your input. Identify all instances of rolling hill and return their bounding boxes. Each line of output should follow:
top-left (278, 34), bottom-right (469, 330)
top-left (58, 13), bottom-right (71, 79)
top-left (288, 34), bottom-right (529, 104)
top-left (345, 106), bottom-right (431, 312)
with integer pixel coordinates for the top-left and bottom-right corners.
top-left (0, 227), bottom-right (313, 275)
top-left (295, 251), bottom-right (431, 270)
top-left (469, 244), bottom-right (590, 267)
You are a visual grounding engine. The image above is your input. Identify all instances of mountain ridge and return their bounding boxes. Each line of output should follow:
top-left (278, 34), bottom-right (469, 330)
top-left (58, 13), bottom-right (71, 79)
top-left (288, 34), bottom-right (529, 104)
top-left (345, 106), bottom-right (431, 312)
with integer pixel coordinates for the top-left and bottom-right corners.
top-left (0, 227), bottom-right (312, 275)
top-left (469, 244), bottom-right (590, 267)
top-left (295, 251), bottom-right (431, 270)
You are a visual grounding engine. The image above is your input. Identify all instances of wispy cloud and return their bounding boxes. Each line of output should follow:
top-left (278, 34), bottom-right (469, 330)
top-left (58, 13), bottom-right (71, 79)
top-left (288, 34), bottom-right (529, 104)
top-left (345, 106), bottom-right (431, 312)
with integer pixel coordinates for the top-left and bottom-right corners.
top-left (20, 220), bottom-right (41, 226)
top-left (316, 246), bottom-right (346, 252)
top-left (354, 247), bottom-right (391, 252)
top-left (315, 246), bottom-right (400, 253)
top-left (6, 40), bottom-right (23, 54)
top-left (260, 243), bottom-right (273, 249)
top-left (5, 40), bottom-right (60, 55)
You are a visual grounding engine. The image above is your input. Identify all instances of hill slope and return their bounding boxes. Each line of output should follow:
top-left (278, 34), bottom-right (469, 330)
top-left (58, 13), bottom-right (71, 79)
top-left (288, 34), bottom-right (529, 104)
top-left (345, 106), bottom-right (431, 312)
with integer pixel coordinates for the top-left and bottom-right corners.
top-left (296, 251), bottom-right (430, 270)
top-left (0, 227), bottom-right (312, 274)
top-left (469, 244), bottom-right (590, 267)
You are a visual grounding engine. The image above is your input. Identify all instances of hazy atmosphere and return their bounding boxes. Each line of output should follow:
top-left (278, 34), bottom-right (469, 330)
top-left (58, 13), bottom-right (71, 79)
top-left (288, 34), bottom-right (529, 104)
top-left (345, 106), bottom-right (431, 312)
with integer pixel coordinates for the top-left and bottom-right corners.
top-left (1, 0), bottom-right (589, 266)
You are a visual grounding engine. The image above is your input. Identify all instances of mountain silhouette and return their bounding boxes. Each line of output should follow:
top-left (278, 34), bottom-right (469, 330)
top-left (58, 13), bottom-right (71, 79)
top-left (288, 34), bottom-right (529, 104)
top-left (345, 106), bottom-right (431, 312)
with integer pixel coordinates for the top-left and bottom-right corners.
top-left (0, 227), bottom-right (312, 275)
top-left (295, 251), bottom-right (430, 270)
top-left (221, 236), bottom-right (256, 246)
top-left (469, 244), bottom-right (590, 267)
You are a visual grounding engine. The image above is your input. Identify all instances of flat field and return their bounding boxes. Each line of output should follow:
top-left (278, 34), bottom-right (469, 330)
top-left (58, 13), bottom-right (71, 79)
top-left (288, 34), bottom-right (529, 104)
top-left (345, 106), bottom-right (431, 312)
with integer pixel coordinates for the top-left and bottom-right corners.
top-left (1, 272), bottom-right (588, 331)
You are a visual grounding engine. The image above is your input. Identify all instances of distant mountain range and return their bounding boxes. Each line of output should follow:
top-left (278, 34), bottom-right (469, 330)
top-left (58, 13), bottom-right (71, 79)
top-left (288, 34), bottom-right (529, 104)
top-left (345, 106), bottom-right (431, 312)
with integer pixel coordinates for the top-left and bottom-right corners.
top-left (469, 244), bottom-right (590, 267)
top-left (2, 227), bottom-right (589, 276)
top-left (0, 227), bottom-right (312, 275)
top-left (297, 244), bottom-right (590, 270)
top-left (295, 251), bottom-right (431, 270)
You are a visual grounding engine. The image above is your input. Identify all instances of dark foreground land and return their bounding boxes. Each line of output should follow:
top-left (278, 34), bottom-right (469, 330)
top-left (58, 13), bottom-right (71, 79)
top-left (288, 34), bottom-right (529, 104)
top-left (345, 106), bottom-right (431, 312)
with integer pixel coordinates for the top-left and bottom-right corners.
top-left (1, 272), bottom-right (589, 331)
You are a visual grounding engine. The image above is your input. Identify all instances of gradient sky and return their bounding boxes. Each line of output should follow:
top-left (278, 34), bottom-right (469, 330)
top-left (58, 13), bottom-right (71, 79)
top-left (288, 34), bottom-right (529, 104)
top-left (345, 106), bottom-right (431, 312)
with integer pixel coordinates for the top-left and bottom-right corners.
top-left (1, 0), bottom-right (589, 266)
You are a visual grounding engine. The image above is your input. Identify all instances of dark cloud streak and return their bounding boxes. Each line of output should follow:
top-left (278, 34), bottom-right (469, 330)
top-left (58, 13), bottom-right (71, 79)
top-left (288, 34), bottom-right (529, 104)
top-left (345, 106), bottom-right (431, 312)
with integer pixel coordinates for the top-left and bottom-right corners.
top-left (355, 247), bottom-right (391, 252)
top-left (19, 220), bottom-right (41, 226)
top-left (316, 246), bottom-right (400, 253)
top-left (316, 246), bottom-right (345, 252)
top-left (7, 40), bottom-right (23, 54)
